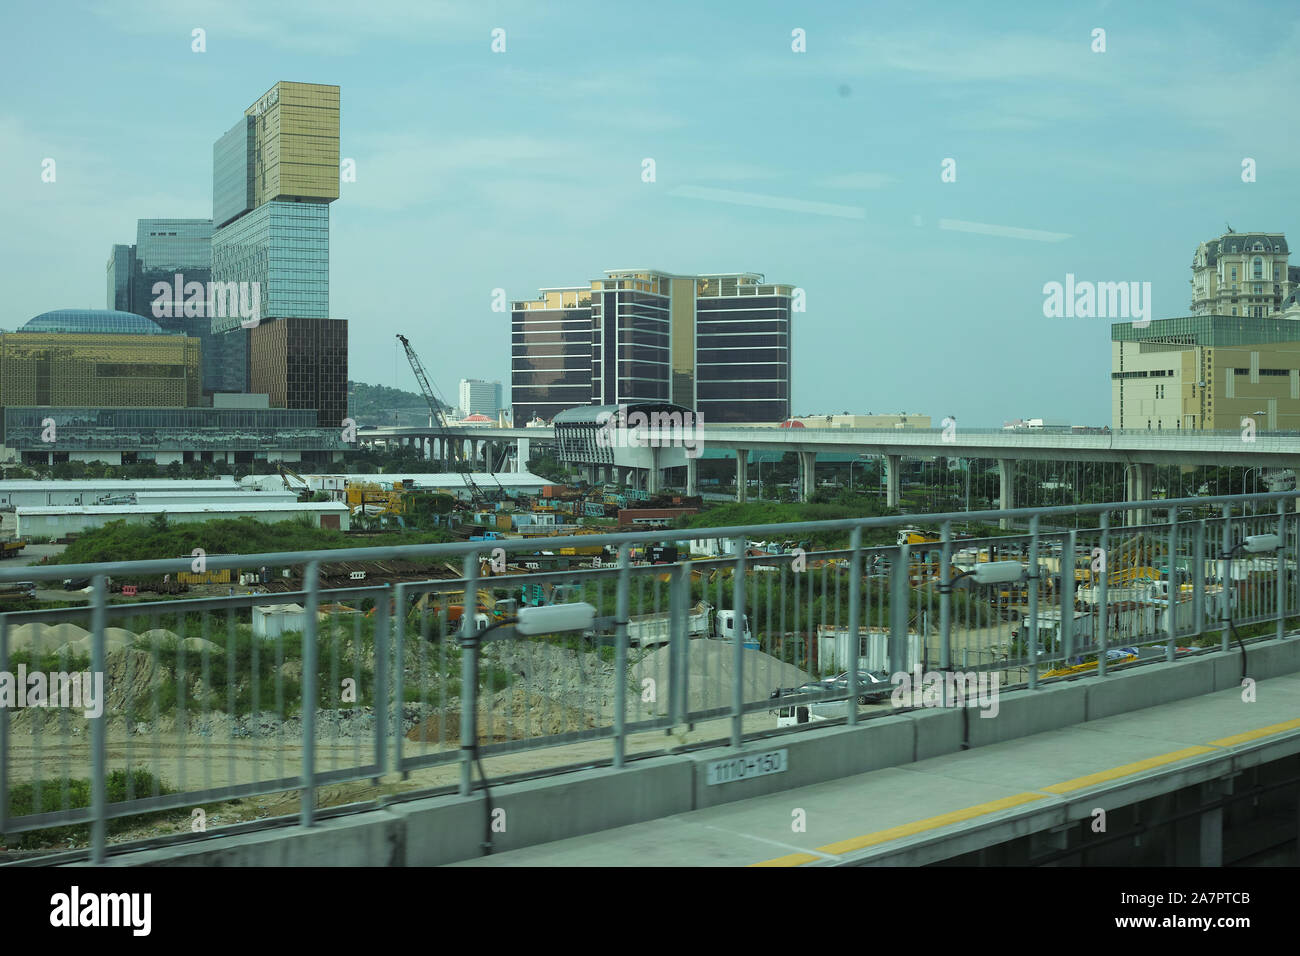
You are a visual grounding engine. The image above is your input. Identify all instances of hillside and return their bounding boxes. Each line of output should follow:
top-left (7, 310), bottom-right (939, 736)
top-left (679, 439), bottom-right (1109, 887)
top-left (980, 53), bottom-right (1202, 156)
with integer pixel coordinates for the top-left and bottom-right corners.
top-left (347, 380), bottom-right (450, 428)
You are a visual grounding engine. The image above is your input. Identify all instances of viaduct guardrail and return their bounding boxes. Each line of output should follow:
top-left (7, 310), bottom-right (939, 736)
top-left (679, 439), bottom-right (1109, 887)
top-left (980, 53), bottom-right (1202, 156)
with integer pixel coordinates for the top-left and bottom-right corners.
top-left (1, 490), bottom-right (1296, 863)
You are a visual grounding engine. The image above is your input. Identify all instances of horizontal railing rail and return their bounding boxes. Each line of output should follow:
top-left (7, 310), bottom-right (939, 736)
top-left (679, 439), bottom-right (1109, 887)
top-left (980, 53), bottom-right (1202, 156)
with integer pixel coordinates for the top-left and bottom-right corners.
top-left (1, 490), bottom-right (1297, 863)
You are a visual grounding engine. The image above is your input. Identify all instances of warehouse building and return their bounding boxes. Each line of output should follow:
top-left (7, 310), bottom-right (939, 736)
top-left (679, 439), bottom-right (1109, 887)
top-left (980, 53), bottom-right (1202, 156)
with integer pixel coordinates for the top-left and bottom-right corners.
top-left (0, 478), bottom-right (238, 509)
top-left (16, 501), bottom-right (349, 537)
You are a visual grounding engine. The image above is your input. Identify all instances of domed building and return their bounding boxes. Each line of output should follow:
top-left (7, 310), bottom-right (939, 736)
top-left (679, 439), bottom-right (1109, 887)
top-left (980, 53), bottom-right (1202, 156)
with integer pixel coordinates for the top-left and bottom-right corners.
top-left (20, 309), bottom-right (166, 335)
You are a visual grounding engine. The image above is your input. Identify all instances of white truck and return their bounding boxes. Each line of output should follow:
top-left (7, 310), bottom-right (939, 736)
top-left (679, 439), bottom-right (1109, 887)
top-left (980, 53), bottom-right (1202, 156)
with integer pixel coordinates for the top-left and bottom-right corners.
top-left (620, 602), bottom-right (753, 648)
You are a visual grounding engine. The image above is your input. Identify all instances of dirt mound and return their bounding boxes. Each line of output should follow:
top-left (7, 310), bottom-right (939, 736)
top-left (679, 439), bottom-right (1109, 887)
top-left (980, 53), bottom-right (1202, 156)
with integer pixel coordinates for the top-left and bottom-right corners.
top-left (404, 687), bottom-right (597, 744)
top-left (9, 622), bottom-right (91, 655)
top-left (104, 647), bottom-right (173, 712)
top-left (632, 641), bottom-right (811, 715)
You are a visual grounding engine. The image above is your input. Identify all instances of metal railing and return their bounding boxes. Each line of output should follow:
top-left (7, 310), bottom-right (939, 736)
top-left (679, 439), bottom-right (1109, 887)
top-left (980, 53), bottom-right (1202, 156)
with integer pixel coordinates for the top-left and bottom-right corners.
top-left (0, 490), bottom-right (1296, 862)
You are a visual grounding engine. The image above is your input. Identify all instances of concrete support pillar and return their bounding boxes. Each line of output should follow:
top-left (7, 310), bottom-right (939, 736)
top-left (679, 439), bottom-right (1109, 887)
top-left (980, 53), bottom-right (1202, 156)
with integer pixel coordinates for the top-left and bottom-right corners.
top-left (736, 449), bottom-right (749, 503)
top-left (1198, 807), bottom-right (1223, 867)
top-left (686, 456), bottom-right (698, 497)
top-left (470, 440), bottom-right (480, 469)
top-left (587, 464), bottom-right (598, 486)
top-left (799, 450), bottom-right (817, 502)
top-left (647, 448), bottom-right (661, 496)
top-left (1125, 462), bottom-right (1155, 527)
top-left (993, 457), bottom-right (1013, 530)
top-left (886, 454), bottom-right (902, 510)
top-left (516, 437), bottom-right (528, 474)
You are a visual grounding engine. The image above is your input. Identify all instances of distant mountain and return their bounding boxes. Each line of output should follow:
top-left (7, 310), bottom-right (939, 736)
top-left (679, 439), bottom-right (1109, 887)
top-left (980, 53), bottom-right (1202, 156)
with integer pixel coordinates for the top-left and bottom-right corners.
top-left (348, 380), bottom-right (451, 428)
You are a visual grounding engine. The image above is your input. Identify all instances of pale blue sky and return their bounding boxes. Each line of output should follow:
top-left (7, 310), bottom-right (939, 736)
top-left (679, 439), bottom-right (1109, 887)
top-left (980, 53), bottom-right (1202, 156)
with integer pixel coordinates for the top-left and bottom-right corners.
top-left (2, 0), bottom-right (1298, 425)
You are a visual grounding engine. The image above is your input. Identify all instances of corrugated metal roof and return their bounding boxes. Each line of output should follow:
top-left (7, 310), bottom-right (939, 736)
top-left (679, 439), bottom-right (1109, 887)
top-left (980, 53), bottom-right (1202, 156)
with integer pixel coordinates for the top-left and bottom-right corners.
top-left (0, 479), bottom-right (237, 490)
top-left (16, 502), bottom-right (347, 516)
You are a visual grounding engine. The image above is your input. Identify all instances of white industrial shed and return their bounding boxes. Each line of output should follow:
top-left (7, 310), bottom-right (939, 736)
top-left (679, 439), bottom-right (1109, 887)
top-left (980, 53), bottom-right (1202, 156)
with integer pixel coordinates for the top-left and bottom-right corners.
top-left (16, 501), bottom-right (350, 537)
top-left (0, 478), bottom-right (239, 509)
top-left (359, 473), bottom-right (552, 499)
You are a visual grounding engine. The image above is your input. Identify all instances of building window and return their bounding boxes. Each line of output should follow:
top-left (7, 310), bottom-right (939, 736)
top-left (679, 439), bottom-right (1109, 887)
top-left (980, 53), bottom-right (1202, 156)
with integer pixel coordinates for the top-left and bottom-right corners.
top-left (1253, 257), bottom-right (1263, 279)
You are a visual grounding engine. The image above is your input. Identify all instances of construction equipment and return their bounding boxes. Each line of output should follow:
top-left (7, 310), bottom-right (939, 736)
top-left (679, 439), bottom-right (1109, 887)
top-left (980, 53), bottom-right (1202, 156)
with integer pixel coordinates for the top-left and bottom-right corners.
top-left (276, 463), bottom-right (314, 502)
top-left (396, 334), bottom-right (488, 508)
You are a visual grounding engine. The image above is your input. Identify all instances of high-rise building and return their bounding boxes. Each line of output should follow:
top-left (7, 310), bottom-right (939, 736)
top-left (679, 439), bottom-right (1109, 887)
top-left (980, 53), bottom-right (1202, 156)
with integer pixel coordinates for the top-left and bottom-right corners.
top-left (106, 245), bottom-right (135, 313)
top-left (106, 220), bottom-right (219, 392)
top-left (1112, 315), bottom-right (1300, 430)
top-left (210, 81), bottom-right (341, 394)
top-left (458, 378), bottom-right (502, 417)
top-left (511, 286), bottom-right (593, 423)
top-left (511, 269), bottom-right (793, 424)
top-left (1190, 232), bottom-right (1294, 317)
top-left (248, 317), bottom-right (348, 428)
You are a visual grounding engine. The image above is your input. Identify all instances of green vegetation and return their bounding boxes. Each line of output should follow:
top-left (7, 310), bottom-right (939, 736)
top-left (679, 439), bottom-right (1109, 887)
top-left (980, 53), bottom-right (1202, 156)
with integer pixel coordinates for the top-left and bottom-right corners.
top-left (2, 768), bottom-right (192, 848)
top-left (47, 515), bottom-right (452, 567)
top-left (348, 379), bottom-right (448, 428)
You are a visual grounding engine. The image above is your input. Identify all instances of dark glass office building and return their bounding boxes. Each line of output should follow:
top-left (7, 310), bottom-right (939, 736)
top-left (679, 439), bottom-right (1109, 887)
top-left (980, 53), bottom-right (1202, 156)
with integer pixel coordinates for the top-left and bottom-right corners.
top-left (695, 278), bottom-right (791, 424)
top-left (510, 270), bottom-right (793, 424)
top-left (249, 317), bottom-right (348, 428)
top-left (511, 288), bottom-right (593, 423)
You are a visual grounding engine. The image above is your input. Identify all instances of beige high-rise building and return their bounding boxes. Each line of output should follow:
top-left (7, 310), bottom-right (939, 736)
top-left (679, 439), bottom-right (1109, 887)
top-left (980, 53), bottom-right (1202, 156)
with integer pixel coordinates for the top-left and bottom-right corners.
top-left (1189, 231), bottom-right (1295, 317)
top-left (1112, 316), bottom-right (1300, 431)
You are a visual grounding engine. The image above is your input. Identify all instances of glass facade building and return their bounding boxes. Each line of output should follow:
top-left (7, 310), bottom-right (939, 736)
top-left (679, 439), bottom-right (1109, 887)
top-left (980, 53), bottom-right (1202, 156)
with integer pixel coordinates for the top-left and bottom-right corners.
top-left (107, 245), bottom-right (135, 313)
top-left (0, 330), bottom-right (202, 408)
top-left (695, 278), bottom-right (791, 424)
top-left (510, 270), bottom-right (793, 424)
top-left (511, 288), bottom-right (593, 423)
top-left (213, 117), bottom-right (255, 228)
top-left (2, 406), bottom-right (344, 454)
top-left (249, 317), bottom-right (348, 427)
top-left (210, 201), bottom-right (329, 332)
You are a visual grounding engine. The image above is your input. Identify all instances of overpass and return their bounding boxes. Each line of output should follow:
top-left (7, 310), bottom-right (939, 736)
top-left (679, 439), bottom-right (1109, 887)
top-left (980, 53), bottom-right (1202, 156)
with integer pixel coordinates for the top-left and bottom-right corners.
top-left (361, 424), bottom-right (1300, 521)
top-left (2, 491), bottom-right (1298, 866)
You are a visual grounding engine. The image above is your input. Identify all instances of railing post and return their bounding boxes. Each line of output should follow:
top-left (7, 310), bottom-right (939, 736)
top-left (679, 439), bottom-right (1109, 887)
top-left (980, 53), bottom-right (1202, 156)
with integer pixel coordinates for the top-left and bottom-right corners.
top-left (373, 583), bottom-right (390, 781)
top-left (1277, 499), bottom-right (1288, 641)
top-left (731, 535), bottom-right (747, 748)
top-left (1026, 516), bottom-right (1040, 689)
top-left (669, 562), bottom-right (687, 727)
top-left (889, 542), bottom-right (909, 677)
top-left (393, 583), bottom-right (406, 778)
top-left (90, 573), bottom-right (107, 862)
top-left (939, 522), bottom-right (952, 681)
top-left (1220, 505), bottom-right (1233, 653)
top-left (1192, 520), bottom-right (1206, 645)
top-left (301, 560), bottom-right (319, 828)
top-left (459, 551), bottom-right (479, 796)
top-left (613, 543), bottom-right (631, 767)
top-left (1097, 512), bottom-right (1110, 677)
top-left (1062, 528), bottom-right (1076, 664)
top-left (846, 526), bottom-right (863, 725)
top-left (1166, 509), bottom-right (1178, 662)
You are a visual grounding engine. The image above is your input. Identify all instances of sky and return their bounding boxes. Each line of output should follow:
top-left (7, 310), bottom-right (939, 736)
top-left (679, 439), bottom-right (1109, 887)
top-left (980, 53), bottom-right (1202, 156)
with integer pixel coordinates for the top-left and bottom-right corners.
top-left (2, 0), bottom-right (1298, 426)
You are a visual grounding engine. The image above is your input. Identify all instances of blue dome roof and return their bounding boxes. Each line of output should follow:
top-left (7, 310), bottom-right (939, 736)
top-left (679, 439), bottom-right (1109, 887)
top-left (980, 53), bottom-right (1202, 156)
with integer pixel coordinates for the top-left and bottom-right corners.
top-left (22, 309), bottom-right (165, 335)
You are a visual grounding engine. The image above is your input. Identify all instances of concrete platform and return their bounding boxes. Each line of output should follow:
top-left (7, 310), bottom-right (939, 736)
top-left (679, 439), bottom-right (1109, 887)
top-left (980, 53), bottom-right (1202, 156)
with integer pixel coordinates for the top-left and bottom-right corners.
top-left (453, 669), bottom-right (1300, 866)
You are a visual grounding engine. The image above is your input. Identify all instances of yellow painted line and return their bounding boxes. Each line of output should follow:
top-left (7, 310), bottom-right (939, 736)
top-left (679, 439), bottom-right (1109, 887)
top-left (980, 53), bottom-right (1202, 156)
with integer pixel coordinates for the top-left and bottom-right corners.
top-left (749, 852), bottom-right (823, 867)
top-left (814, 792), bottom-right (1048, 856)
top-left (1040, 746), bottom-right (1217, 794)
top-left (752, 719), bottom-right (1300, 867)
top-left (1208, 718), bottom-right (1300, 748)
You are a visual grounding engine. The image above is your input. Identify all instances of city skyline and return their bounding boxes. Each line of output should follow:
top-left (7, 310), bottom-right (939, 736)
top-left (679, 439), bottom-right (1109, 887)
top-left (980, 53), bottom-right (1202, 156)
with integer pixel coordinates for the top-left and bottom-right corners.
top-left (4, 1), bottom-right (1300, 424)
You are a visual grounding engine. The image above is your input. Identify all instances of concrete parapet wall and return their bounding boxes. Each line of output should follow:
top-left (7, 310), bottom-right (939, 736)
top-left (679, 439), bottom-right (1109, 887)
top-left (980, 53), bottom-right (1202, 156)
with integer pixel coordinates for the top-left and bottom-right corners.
top-left (96, 637), bottom-right (1300, 867)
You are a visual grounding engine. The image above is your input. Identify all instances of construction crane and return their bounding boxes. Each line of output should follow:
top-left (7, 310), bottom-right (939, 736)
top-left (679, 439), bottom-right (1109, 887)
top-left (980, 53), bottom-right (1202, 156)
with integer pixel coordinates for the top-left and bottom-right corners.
top-left (276, 463), bottom-right (314, 502)
top-left (396, 334), bottom-right (489, 508)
